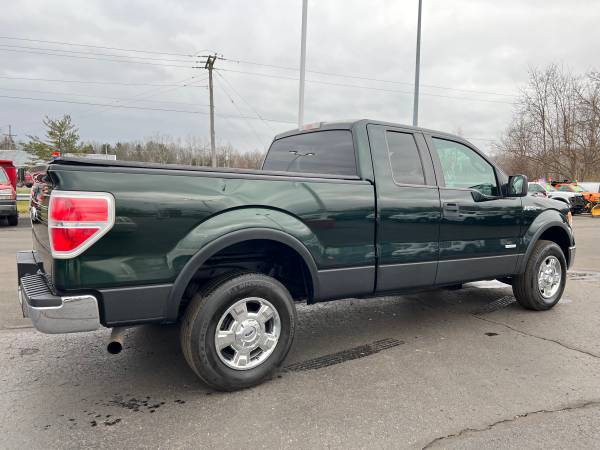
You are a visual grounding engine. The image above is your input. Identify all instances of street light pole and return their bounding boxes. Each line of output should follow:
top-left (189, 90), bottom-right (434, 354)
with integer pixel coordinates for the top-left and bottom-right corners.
top-left (412, 0), bottom-right (423, 127)
top-left (298, 0), bottom-right (308, 129)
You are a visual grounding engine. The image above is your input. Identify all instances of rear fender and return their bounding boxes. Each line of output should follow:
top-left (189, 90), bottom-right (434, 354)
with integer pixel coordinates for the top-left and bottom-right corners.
top-left (164, 207), bottom-right (322, 321)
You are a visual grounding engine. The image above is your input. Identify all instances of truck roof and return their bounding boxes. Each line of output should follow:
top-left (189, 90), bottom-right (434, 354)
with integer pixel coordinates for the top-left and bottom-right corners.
top-left (273, 119), bottom-right (463, 141)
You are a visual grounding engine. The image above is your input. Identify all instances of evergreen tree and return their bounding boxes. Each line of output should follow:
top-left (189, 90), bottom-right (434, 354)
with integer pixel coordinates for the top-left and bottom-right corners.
top-left (23, 115), bottom-right (81, 162)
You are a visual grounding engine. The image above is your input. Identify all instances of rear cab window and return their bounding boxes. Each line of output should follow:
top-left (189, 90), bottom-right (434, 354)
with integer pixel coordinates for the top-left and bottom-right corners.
top-left (262, 130), bottom-right (357, 176)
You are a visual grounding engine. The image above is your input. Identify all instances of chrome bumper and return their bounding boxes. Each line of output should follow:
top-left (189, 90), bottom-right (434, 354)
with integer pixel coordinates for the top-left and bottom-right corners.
top-left (18, 274), bottom-right (101, 334)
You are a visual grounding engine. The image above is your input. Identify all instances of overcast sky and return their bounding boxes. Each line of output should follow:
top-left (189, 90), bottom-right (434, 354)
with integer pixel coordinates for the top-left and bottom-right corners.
top-left (1, 0), bottom-right (598, 154)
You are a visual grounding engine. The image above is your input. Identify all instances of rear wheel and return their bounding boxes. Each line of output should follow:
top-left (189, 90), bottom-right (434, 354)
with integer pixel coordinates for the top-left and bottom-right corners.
top-left (7, 215), bottom-right (18, 226)
top-left (512, 240), bottom-right (566, 310)
top-left (180, 273), bottom-right (297, 391)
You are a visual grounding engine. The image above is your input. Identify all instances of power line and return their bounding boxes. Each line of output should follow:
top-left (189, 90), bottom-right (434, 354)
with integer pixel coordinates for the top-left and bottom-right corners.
top-left (0, 43), bottom-right (200, 64)
top-left (215, 77), bottom-right (269, 150)
top-left (0, 46), bottom-right (200, 69)
top-left (216, 71), bottom-right (276, 133)
top-left (0, 35), bottom-right (202, 58)
top-left (0, 94), bottom-right (297, 123)
top-left (0, 85), bottom-right (209, 107)
top-left (222, 58), bottom-right (517, 98)
top-left (218, 68), bottom-right (516, 105)
top-left (0, 74), bottom-right (206, 88)
top-left (0, 36), bottom-right (516, 98)
top-left (70, 75), bottom-right (203, 120)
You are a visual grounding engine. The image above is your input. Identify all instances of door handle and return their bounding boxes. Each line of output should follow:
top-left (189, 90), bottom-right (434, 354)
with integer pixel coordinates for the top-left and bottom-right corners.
top-left (443, 202), bottom-right (460, 218)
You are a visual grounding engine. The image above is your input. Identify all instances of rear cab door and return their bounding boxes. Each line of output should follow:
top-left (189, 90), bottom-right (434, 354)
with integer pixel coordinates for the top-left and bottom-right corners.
top-left (424, 133), bottom-right (522, 284)
top-left (367, 123), bottom-right (441, 292)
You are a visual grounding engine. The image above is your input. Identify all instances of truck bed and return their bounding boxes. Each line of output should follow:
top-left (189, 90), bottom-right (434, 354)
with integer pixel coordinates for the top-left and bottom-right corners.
top-left (52, 157), bottom-right (362, 181)
top-left (32, 158), bottom-right (377, 321)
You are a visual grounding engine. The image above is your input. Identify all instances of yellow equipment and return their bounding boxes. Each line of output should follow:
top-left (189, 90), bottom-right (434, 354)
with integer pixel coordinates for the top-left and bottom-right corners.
top-left (592, 204), bottom-right (600, 218)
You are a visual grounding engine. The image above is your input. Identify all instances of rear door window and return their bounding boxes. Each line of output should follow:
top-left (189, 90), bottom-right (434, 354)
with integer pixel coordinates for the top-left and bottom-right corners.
top-left (385, 131), bottom-right (425, 185)
top-left (263, 130), bottom-right (356, 176)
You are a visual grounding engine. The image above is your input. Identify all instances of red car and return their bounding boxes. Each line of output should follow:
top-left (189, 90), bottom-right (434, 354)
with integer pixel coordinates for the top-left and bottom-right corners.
top-left (0, 160), bottom-right (18, 226)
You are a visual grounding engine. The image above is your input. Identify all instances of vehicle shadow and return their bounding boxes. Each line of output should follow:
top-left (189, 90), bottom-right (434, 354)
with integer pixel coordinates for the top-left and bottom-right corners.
top-left (5, 284), bottom-right (514, 406)
top-left (100, 283), bottom-right (513, 386)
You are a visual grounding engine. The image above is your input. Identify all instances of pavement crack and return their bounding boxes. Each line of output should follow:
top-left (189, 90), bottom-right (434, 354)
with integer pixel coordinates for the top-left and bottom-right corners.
top-left (422, 400), bottom-right (600, 449)
top-left (472, 314), bottom-right (600, 359)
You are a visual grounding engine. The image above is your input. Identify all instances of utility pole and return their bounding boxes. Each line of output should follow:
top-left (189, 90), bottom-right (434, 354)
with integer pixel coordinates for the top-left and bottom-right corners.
top-left (298, 0), bottom-right (308, 129)
top-left (205, 54), bottom-right (217, 167)
top-left (2, 125), bottom-right (17, 150)
top-left (413, 0), bottom-right (423, 127)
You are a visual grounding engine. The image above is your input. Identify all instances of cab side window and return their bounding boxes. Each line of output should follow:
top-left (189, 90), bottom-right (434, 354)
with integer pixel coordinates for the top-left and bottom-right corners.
top-left (385, 131), bottom-right (425, 185)
top-left (432, 138), bottom-right (498, 196)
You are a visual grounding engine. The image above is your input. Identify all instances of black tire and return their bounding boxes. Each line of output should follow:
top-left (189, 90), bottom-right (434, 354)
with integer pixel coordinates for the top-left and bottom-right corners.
top-left (180, 273), bottom-right (297, 391)
top-left (7, 215), bottom-right (18, 226)
top-left (512, 240), bottom-right (566, 311)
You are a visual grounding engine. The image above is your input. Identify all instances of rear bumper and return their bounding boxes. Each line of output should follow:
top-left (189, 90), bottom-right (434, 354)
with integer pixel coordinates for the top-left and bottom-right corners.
top-left (17, 251), bottom-right (101, 334)
top-left (0, 200), bottom-right (17, 216)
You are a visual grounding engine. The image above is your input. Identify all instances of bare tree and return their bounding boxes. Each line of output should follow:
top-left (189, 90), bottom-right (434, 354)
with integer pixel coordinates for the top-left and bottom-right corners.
top-left (85, 134), bottom-right (265, 169)
top-left (496, 65), bottom-right (600, 181)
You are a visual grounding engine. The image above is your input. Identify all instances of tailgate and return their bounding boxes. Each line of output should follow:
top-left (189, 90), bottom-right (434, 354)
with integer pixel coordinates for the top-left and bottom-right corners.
top-left (30, 167), bottom-right (54, 279)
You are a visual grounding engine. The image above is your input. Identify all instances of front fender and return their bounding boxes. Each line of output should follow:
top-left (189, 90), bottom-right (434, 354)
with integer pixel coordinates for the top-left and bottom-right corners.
top-left (517, 208), bottom-right (574, 273)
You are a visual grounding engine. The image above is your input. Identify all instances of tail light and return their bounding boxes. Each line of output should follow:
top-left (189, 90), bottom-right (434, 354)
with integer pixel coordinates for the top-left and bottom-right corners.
top-left (48, 190), bottom-right (115, 258)
top-left (0, 188), bottom-right (15, 200)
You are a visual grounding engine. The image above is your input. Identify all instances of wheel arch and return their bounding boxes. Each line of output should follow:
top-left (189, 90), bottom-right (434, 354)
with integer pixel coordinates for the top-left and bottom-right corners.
top-left (165, 228), bottom-right (320, 321)
top-left (517, 219), bottom-right (573, 273)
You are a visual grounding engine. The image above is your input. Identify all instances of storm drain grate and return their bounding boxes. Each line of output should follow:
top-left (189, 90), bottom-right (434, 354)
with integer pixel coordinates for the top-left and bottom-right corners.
top-left (473, 295), bottom-right (516, 315)
top-left (568, 271), bottom-right (600, 282)
top-left (285, 338), bottom-right (404, 372)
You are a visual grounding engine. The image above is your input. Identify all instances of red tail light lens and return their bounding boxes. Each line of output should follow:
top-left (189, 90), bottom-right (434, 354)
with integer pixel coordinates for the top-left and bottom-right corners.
top-left (50, 227), bottom-right (98, 252)
top-left (50, 197), bottom-right (108, 222)
top-left (48, 191), bottom-right (115, 258)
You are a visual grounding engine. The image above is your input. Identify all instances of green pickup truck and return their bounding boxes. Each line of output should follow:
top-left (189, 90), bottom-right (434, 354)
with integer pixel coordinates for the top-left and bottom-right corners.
top-left (18, 120), bottom-right (575, 390)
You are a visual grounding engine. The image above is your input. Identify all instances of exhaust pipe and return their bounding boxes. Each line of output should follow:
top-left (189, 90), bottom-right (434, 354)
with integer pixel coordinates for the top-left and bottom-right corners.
top-left (107, 327), bottom-right (128, 354)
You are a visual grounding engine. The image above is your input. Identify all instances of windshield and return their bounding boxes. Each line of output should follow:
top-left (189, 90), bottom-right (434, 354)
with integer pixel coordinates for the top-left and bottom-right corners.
top-left (545, 184), bottom-right (556, 191)
top-left (0, 168), bottom-right (8, 184)
top-left (571, 185), bottom-right (584, 192)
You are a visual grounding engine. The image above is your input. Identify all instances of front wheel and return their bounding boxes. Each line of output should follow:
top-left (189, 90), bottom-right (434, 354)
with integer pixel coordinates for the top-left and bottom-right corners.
top-left (512, 240), bottom-right (566, 310)
top-left (180, 273), bottom-right (297, 391)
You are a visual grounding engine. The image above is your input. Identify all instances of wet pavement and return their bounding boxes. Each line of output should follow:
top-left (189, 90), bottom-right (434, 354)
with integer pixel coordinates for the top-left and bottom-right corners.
top-left (1, 215), bottom-right (600, 449)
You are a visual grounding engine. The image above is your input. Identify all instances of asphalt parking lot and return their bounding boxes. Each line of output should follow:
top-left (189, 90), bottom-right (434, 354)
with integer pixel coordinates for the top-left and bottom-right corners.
top-left (1, 215), bottom-right (600, 449)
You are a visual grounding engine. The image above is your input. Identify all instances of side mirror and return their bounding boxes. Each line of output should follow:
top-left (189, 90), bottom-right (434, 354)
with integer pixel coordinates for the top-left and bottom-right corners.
top-left (508, 175), bottom-right (528, 197)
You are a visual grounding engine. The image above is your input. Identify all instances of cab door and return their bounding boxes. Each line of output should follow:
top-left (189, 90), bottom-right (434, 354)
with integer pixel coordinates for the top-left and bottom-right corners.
top-left (367, 124), bottom-right (441, 292)
top-left (425, 134), bottom-right (522, 284)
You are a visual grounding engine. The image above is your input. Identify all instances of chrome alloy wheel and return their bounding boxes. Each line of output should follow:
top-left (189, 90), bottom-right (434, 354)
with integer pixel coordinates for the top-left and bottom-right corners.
top-left (537, 256), bottom-right (562, 299)
top-left (215, 297), bottom-right (281, 370)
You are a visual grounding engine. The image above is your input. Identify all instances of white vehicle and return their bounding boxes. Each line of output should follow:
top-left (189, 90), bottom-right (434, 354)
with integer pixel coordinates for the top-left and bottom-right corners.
top-left (528, 182), bottom-right (585, 214)
top-left (578, 182), bottom-right (600, 193)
